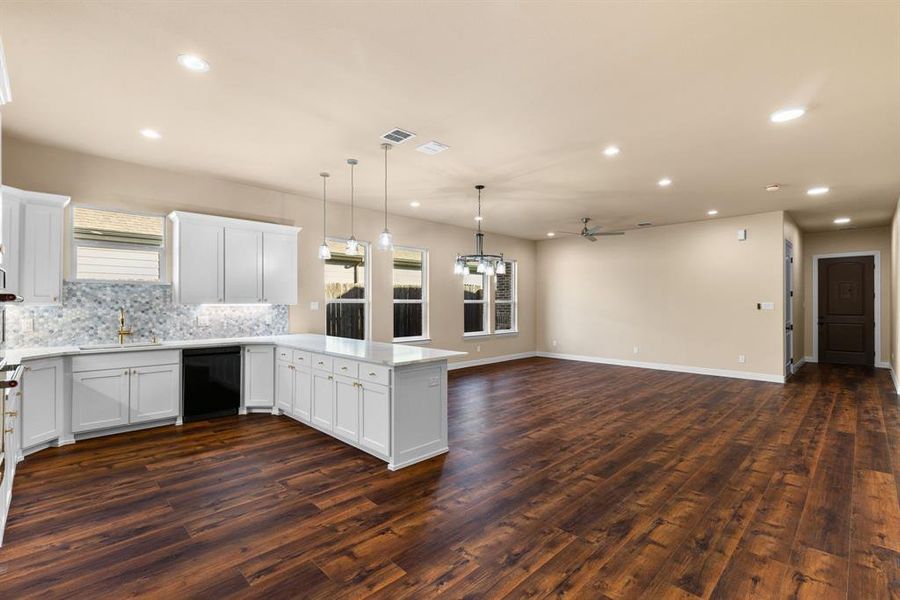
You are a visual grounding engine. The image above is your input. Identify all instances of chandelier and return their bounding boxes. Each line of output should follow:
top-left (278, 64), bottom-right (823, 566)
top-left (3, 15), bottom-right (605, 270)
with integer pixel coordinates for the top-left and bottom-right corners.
top-left (453, 185), bottom-right (506, 277)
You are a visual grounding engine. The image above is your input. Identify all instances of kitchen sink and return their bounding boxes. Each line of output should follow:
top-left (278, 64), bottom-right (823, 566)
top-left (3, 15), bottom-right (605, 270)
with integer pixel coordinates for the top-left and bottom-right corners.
top-left (79, 342), bottom-right (164, 350)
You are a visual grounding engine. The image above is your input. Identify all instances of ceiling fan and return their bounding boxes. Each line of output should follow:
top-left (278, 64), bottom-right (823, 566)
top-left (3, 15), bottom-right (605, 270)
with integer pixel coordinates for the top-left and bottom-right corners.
top-left (557, 217), bottom-right (625, 242)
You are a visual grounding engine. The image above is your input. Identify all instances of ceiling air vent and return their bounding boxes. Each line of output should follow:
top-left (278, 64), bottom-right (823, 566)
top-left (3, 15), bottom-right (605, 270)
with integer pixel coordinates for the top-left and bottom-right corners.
top-left (416, 141), bottom-right (450, 155)
top-left (381, 128), bottom-right (416, 144)
top-left (637, 221), bottom-right (653, 227)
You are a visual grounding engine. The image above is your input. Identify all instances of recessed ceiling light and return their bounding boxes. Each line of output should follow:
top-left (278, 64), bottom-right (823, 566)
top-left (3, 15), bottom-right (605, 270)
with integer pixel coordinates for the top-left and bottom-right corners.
top-left (658, 178), bottom-right (672, 187)
top-left (409, 201), bottom-right (421, 208)
top-left (834, 217), bottom-right (851, 225)
top-left (807, 186), bottom-right (830, 196)
top-left (770, 107), bottom-right (805, 123)
top-left (765, 184), bottom-right (781, 192)
top-left (603, 145), bottom-right (620, 157)
top-left (546, 232), bottom-right (555, 237)
top-left (474, 216), bottom-right (483, 221)
top-left (177, 53), bottom-right (210, 73)
top-left (707, 209), bottom-right (718, 216)
top-left (140, 128), bottom-right (161, 139)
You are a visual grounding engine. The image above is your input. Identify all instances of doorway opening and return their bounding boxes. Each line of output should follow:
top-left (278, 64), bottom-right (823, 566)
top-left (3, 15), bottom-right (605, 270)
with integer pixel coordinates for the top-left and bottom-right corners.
top-left (814, 252), bottom-right (878, 366)
top-left (784, 240), bottom-right (793, 377)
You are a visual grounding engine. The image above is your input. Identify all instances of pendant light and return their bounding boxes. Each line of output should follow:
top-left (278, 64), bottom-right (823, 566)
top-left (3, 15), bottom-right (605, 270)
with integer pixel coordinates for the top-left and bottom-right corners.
top-left (346, 158), bottom-right (359, 255)
top-left (377, 142), bottom-right (394, 250)
top-left (317, 172), bottom-right (331, 260)
top-left (454, 185), bottom-right (505, 277)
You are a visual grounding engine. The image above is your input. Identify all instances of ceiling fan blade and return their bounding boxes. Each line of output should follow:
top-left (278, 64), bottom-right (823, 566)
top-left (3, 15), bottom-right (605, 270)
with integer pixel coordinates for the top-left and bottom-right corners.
top-left (557, 231), bottom-right (582, 235)
top-left (595, 231), bottom-right (625, 236)
top-left (584, 227), bottom-right (602, 236)
top-left (585, 236), bottom-right (598, 242)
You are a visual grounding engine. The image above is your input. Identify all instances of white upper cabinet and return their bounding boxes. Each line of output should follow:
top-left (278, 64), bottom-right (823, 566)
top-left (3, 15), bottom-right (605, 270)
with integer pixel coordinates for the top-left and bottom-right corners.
top-left (2, 186), bottom-right (68, 304)
top-left (170, 211), bottom-right (299, 305)
top-left (224, 227), bottom-right (263, 303)
top-left (172, 217), bottom-right (224, 304)
top-left (262, 231), bottom-right (298, 305)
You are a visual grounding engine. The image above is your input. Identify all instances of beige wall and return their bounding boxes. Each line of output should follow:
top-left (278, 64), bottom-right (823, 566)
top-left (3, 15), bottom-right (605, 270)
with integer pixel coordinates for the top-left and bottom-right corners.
top-left (891, 201), bottom-right (899, 373)
top-left (1, 135), bottom-right (536, 363)
top-left (802, 226), bottom-right (892, 365)
top-left (784, 213), bottom-right (804, 365)
top-left (537, 211), bottom-right (785, 378)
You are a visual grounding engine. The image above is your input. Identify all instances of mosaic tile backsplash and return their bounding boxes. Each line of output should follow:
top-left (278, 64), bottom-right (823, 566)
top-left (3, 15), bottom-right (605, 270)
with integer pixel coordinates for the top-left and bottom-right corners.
top-left (6, 282), bottom-right (290, 347)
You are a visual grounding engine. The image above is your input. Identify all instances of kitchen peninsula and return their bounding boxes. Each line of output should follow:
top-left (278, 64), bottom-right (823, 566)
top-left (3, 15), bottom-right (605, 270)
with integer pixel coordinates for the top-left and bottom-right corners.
top-left (4, 334), bottom-right (464, 472)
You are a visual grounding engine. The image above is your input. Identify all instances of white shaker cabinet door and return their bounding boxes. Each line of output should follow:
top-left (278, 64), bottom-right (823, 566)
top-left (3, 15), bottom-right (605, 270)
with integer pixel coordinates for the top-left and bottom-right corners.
top-left (224, 228), bottom-right (263, 303)
top-left (176, 220), bottom-right (224, 304)
top-left (275, 361), bottom-right (294, 413)
top-left (72, 368), bottom-right (130, 433)
top-left (359, 381), bottom-right (390, 458)
top-left (262, 231), bottom-right (298, 305)
top-left (293, 367), bottom-right (312, 423)
top-left (130, 364), bottom-right (180, 423)
top-left (20, 359), bottom-right (63, 448)
top-left (311, 371), bottom-right (334, 430)
top-left (333, 376), bottom-right (360, 444)
top-left (21, 202), bottom-right (62, 304)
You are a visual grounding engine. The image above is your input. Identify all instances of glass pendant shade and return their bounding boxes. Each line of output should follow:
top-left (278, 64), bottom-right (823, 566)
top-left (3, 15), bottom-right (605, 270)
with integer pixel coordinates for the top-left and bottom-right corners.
top-left (485, 261), bottom-right (496, 277)
top-left (495, 260), bottom-right (506, 275)
top-left (476, 261), bottom-right (485, 274)
top-left (346, 236), bottom-right (359, 255)
top-left (318, 171), bottom-right (330, 261)
top-left (318, 243), bottom-right (331, 260)
top-left (378, 228), bottom-right (393, 250)
top-left (453, 258), bottom-right (466, 275)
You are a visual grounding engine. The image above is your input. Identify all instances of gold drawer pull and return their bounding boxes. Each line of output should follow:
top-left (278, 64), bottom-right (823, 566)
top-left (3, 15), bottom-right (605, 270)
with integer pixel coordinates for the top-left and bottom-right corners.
top-left (4, 428), bottom-right (13, 434)
top-left (5, 410), bottom-right (18, 417)
top-left (341, 366), bottom-right (348, 371)
top-left (368, 372), bottom-right (376, 377)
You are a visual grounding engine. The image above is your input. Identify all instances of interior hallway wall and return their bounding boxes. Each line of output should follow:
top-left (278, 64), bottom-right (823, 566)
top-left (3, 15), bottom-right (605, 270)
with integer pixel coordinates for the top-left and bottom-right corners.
top-left (537, 211), bottom-right (785, 380)
top-left (783, 213), bottom-right (804, 366)
top-left (802, 226), bottom-right (891, 365)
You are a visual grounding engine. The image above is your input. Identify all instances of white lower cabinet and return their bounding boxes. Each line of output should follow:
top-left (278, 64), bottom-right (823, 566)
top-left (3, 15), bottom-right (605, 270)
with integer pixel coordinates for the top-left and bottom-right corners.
top-left (359, 382), bottom-right (390, 458)
top-left (72, 352), bottom-right (180, 434)
top-left (275, 360), bottom-right (294, 413)
top-left (244, 346), bottom-right (275, 408)
top-left (20, 358), bottom-right (64, 449)
top-left (311, 370), bottom-right (334, 430)
top-left (293, 367), bottom-right (311, 423)
top-left (333, 375), bottom-right (360, 443)
top-left (72, 368), bottom-right (130, 433)
top-left (277, 347), bottom-right (391, 461)
top-left (129, 365), bottom-right (180, 423)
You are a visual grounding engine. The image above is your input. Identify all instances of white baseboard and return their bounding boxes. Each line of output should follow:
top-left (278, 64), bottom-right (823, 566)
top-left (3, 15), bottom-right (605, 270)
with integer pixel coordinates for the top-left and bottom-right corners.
top-left (891, 366), bottom-right (900, 394)
top-left (802, 355), bottom-right (890, 369)
top-left (448, 351), bottom-right (538, 371)
top-left (537, 351), bottom-right (785, 384)
top-left (791, 357), bottom-right (807, 374)
top-left (804, 355), bottom-right (816, 364)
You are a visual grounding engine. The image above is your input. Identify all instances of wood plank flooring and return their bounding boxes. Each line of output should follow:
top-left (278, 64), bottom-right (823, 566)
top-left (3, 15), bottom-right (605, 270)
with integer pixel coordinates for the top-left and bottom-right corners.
top-left (1, 358), bottom-right (898, 599)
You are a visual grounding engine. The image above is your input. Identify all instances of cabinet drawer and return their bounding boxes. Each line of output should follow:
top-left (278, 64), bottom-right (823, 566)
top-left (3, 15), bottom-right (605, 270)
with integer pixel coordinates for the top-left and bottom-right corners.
top-left (333, 358), bottom-right (358, 379)
top-left (359, 363), bottom-right (390, 386)
top-left (311, 353), bottom-right (333, 372)
top-left (73, 350), bottom-right (181, 373)
top-left (276, 347), bottom-right (292, 362)
top-left (292, 350), bottom-right (312, 368)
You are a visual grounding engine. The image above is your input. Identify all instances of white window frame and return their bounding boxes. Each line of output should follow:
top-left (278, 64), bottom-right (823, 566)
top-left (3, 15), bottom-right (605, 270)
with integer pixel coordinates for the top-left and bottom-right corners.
top-left (324, 237), bottom-right (371, 341)
top-left (463, 263), bottom-right (490, 337)
top-left (494, 260), bottom-right (517, 334)
top-left (69, 205), bottom-right (167, 284)
top-left (392, 246), bottom-right (429, 343)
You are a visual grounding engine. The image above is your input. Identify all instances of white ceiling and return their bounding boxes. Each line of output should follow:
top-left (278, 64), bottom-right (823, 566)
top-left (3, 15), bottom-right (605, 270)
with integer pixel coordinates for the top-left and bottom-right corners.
top-left (1, 2), bottom-right (898, 238)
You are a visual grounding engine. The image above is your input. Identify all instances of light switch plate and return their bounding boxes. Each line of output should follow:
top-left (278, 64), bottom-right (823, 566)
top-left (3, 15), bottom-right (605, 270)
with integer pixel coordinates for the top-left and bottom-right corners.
top-left (758, 301), bottom-right (775, 311)
top-left (737, 229), bottom-right (747, 241)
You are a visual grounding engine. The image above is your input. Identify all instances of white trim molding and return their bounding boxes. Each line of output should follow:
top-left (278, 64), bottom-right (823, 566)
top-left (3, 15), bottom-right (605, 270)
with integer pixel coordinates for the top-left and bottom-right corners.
top-left (803, 355), bottom-right (890, 370)
top-left (891, 366), bottom-right (900, 394)
top-left (812, 251), bottom-right (881, 366)
top-left (448, 351), bottom-right (537, 371)
top-left (537, 351), bottom-right (785, 384)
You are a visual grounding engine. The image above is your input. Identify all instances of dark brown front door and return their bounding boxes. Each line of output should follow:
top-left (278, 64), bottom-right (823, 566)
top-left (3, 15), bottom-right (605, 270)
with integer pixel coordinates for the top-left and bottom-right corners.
top-left (818, 255), bottom-right (875, 365)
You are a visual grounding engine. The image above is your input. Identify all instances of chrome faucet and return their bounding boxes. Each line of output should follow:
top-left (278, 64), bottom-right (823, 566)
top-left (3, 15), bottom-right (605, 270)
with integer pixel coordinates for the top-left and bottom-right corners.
top-left (117, 308), bottom-right (133, 345)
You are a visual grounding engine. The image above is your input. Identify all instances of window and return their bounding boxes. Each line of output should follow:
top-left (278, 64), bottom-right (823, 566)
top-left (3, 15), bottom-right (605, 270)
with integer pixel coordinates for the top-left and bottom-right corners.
top-left (393, 247), bottom-right (427, 341)
top-left (463, 263), bottom-right (489, 335)
top-left (324, 238), bottom-right (368, 340)
top-left (72, 207), bottom-right (165, 282)
top-left (495, 260), bottom-right (517, 332)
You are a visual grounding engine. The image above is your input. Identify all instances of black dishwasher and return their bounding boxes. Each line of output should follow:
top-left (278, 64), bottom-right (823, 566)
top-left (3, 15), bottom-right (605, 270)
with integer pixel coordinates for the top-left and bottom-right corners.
top-left (182, 346), bottom-right (242, 422)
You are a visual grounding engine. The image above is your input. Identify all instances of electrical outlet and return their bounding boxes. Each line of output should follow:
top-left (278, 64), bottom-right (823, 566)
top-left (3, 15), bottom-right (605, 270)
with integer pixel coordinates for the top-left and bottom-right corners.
top-left (552, 339), bottom-right (558, 347)
top-left (476, 345), bottom-right (481, 352)
top-left (310, 301), bottom-right (319, 310)
top-left (738, 355), bottom-right (746, 364)
top-left (20, 316), bottom-right (34, 332)
top-left (429, 376), bottom-right (439, 387)
top-left (633, 346), bottom-right (640, 355)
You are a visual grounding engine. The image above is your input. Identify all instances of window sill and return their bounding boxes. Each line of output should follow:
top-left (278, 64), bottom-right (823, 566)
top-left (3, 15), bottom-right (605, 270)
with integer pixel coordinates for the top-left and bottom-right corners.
top-left (393, 337), bottom-right (432, 345)
top-left (66, 278), bottom-right (170, 286)
top-left (463, 330), bottom-right (519, 340)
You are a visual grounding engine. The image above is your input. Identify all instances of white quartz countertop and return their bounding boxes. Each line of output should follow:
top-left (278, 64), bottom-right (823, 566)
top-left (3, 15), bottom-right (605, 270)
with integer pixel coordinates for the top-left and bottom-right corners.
top-left (4, 334), bottom-right (466, 367)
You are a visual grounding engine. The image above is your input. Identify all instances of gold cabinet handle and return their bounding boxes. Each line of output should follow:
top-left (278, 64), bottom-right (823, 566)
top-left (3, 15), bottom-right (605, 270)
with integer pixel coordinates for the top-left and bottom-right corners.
top-left (5, 410), bottom-right (17, 417)
top-left (327, 375), bottom-right (333, 381)
top-left (340, 366), bottom-right (348, 371)
top-left (4, 428), bottom-right (13, 434)
top-left (368, 372), bottom-right (376, 377)
top-left (124, 369), bottom-right (129, 374)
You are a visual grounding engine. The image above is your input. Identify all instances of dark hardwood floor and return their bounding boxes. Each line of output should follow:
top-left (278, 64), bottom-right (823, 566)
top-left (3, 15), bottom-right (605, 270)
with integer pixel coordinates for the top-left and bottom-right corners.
top-left (1, 358), bottom-right (898, 599)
